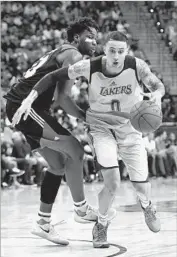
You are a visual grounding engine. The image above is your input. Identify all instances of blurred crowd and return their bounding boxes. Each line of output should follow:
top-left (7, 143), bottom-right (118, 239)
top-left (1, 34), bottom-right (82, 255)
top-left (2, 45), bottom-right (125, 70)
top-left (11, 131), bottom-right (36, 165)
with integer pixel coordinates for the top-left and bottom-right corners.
top-left (145, 1), bottom-right (177, 61)
top-left (1, 117), bottom-right (177, 188)
top-left (143, 130), bottom-right (177, 178)
top-left (1, 1), bottom-right (177, 188)
top-left (1, 128), bottom-right (48, 188)
top-left (1, 1), bottom-right (132, 89)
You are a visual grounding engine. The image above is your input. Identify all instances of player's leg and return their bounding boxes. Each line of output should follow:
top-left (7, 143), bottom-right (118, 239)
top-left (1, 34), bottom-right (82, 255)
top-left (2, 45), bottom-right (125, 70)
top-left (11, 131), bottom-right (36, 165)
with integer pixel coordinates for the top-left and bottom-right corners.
top-left (39, 111), bottom-right (97, 223)
top-left (6, 101), bottom-right (69, 245)
top-left (64, 151), bottom-right (98, 223)
top-left (36, 147), bottom-right (66, 215)
top-left (25, 107), bottom-right (97, 222)
top-left (6, 102), bottom-right (96, 244)
top-left (32, 147), bottom-right (69, 245)
top-left (89, 128), bottom-right (119, 248)
top-left (98, 168), bottom-right (120, 221)
top-left (119, 139), bottom-right (161, 233)
top-left (40, 134), bottom-right (97, 224)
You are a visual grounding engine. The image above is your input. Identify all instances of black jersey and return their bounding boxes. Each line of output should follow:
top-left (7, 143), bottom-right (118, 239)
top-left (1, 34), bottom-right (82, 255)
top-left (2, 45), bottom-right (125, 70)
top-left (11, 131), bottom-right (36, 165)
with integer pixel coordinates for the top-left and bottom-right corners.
top-left (4, 44), bottom-right (78, 110)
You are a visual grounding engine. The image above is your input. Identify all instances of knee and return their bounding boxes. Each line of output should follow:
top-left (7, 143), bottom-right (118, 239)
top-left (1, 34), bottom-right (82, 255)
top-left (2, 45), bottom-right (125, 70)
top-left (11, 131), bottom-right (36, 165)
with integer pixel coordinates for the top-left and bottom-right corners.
top-left (108, 180), bottom-right (120, 195)
top-left (104, 168), bottom-right (120, 195)
top-left (47, 158), bottom-right (65, 176)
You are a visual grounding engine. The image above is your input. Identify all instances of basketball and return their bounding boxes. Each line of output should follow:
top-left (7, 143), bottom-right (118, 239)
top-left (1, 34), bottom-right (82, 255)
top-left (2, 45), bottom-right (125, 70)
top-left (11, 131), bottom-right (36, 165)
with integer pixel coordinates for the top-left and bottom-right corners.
top-left (130, 100), bottom-right (162, 133)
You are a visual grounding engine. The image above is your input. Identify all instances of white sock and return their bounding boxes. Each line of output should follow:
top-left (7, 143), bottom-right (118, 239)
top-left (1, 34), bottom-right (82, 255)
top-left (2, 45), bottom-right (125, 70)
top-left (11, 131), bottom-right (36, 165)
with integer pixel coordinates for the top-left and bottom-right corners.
top-left (38, 211), bottom-right (51, 223)
top-left (135, 182), bottom-right (151, 209)
top-left (74, 199), bottom-right (88, 213)
top-left (98, 212), bottom-right (108, 226)
top-left (137, 193), bottom-right (150, 208)
top-left (140, 200), bottom-right (150, 209)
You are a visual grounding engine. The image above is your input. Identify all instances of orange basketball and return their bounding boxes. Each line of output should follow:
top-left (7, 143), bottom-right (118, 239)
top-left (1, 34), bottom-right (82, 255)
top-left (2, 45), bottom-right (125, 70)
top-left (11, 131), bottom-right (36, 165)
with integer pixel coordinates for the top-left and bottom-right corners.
top-left (130, 100), bottom-right (162, 133)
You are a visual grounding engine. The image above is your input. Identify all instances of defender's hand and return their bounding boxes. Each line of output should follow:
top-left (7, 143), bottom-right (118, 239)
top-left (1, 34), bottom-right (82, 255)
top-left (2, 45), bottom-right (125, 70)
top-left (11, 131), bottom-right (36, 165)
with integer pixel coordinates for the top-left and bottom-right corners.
top-left (12, 99), bottom-right (32, 127)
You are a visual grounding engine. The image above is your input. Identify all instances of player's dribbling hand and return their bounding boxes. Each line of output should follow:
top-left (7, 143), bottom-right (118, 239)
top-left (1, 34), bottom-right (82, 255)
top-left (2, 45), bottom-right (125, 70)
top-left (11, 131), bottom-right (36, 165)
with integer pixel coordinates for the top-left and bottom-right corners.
top-left (140, 92), bottom-right (162, 107)
top-left (12, 99), bottom-right (32, 127)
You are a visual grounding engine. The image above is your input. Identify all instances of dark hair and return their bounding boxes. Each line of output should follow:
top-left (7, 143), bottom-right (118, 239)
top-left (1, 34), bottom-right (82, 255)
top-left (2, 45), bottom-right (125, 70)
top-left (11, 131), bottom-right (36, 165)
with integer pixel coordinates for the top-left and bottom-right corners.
top-left (155, 129), bottom-right (166, 138)
top-left (67, 17), bottom-right (98, 43)
top-left (105, 31), bottom-right (128, 44)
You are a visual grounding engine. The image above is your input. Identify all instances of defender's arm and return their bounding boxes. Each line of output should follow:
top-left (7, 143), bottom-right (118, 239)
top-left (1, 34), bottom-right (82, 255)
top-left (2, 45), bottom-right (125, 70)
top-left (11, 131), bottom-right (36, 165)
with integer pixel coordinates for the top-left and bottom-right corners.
top-left (53, 51), bottom-right (86, 119)
top-left (30, 59), bottom-right (91, 102)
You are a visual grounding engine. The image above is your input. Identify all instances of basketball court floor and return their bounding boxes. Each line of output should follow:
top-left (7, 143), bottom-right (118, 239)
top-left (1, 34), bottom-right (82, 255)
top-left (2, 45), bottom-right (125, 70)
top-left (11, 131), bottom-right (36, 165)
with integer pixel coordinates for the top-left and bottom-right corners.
top-left (1, 177), bottom-right (177, 257)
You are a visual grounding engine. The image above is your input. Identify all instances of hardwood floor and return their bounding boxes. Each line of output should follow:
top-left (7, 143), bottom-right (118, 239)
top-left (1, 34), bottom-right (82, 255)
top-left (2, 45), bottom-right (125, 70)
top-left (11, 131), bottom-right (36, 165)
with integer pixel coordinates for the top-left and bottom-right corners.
top-left (1, 178), bottom-right (176, 257)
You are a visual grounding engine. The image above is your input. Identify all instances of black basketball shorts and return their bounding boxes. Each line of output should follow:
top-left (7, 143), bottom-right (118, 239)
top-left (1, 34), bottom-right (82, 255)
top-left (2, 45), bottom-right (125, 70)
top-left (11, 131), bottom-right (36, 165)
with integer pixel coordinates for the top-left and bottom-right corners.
top-left (6, 100), bottom-right (71, 150)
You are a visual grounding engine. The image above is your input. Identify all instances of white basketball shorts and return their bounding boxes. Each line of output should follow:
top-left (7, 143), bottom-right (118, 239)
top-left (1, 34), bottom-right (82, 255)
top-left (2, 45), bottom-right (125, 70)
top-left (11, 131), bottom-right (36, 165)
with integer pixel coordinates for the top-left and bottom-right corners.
top-left (89, 121), bottom-right (148, 182)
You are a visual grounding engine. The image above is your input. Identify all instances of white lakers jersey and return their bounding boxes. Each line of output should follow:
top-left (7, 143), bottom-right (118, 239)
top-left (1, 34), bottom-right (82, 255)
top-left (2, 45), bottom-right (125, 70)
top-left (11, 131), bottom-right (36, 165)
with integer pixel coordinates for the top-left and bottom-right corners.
top-left (86, 55), bottom-right (144, 127)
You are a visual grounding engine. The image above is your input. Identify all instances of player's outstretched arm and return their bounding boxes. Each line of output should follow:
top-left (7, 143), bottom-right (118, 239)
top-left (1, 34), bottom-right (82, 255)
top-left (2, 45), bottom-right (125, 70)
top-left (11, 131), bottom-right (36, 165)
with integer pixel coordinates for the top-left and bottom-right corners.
top-left (136, 58), bottom-right (165, 105)
top-left (12, 60), bottom-right (90, 126)
top-left (12, 67), bottom-right (70, 126)
top-left (32, 59), bottom-right (90, 99)
top-left (53, 52), bottom-right (86, 120)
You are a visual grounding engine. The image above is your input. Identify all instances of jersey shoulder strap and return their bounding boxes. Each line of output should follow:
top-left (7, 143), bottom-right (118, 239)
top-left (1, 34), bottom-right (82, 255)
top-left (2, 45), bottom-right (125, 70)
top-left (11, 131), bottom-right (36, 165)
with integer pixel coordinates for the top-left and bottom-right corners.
top-left (90, 56), bottom-right (103, 75)
top-left (124, 55), bottom-right (140, 83)
top-left (124, 55), bottom-right (136, 70)
top-left (89, 56), bottom-right (103, 83)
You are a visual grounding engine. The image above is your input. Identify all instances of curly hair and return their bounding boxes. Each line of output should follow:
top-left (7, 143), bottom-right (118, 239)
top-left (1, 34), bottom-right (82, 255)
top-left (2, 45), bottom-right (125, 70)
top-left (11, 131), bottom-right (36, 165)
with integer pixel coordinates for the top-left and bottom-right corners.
top-left (67, 17), bottom-right (99, 43)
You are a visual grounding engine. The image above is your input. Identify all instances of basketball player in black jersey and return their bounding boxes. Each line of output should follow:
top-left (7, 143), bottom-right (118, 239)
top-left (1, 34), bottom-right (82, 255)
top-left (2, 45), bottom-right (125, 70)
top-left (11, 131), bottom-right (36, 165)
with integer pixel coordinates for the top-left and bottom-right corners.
top-left (4, 18), bottom-right (100, 245)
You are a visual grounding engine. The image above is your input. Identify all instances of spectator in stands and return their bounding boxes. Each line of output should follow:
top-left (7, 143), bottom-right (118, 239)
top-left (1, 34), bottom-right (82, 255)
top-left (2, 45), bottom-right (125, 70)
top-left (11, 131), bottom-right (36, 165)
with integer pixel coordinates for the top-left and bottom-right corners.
top-left (1, 141), bottom-right (24, 187)
top-left (155, 130), bottom-right (169, 177)
top-left (38, 4), bottom-right (48, 23)
top-left (129, 39), bottom-right (145, 59)
top-left (12, 131), bottom-right (36, 185)
top-left (155, 130), bottom-right (177, 177)
top-left (75, 82), bottom-right (89, 113)
top-left (143, 133), bottom-right (157, 177)
top-left (146, 1), bottom-right (177, 61)
top-left (166, 132), bottom-right (177, 175)
top-left (12, 131), bottom-right (48, 185)
top-left (83, 145), bottom-right (95, 183)
top-left (32, 151), bottom-right (49, 186)
top-left (73, 120), bottom-right (95, 182)
top-left (169, 132), bottom-right (177, 145)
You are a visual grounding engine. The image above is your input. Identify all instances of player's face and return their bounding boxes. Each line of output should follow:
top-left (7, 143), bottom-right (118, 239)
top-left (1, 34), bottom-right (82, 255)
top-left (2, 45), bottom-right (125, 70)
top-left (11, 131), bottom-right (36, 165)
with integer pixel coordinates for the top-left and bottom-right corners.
top-left (78, 28), bottom-right (97, 57)
top-left (104, 40), bottom-right (128, 68)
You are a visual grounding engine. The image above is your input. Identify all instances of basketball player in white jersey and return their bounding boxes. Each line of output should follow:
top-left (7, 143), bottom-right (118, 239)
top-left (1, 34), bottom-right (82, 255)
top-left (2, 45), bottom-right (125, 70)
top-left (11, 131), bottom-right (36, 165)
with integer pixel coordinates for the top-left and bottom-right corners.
top-left (12, 31), bottom-right (165, 248)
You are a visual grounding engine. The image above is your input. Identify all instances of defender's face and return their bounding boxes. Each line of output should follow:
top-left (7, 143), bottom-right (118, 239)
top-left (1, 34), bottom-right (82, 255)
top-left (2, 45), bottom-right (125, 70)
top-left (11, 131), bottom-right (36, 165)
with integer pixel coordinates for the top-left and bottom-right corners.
top-left (78, 27), bottom-right (97, 57)
top-left (104, 40), bottom-right (128, 68)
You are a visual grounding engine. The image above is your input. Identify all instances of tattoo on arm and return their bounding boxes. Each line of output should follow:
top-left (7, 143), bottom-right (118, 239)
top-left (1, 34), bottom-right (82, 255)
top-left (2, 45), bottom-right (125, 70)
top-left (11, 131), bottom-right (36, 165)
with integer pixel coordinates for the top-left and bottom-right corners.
top-left (136, 58), bottom-right (165, 95)
top-left (68, 59), bottom-right (90, 80)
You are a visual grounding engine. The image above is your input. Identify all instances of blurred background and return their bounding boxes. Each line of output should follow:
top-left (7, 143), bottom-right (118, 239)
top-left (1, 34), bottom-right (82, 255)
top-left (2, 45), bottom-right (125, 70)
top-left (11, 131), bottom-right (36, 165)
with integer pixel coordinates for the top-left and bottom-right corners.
top-left (1, 1), bottom-right (177, 188)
